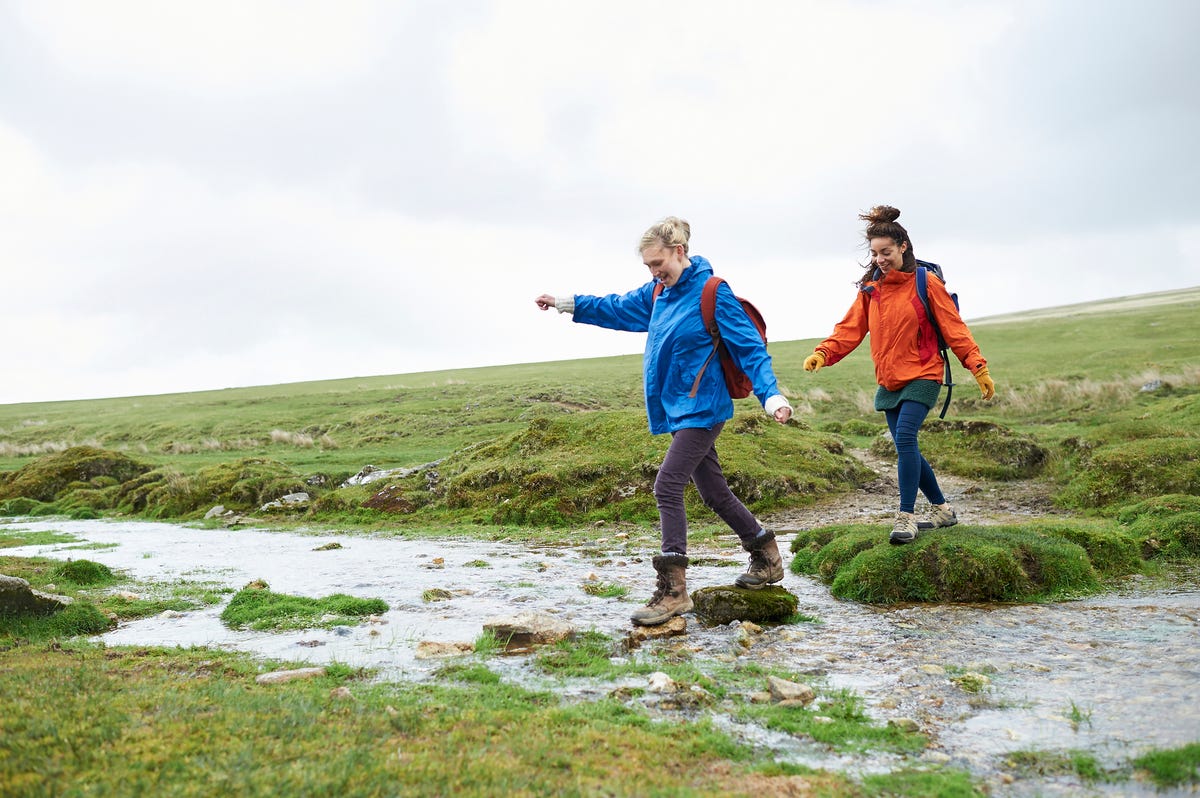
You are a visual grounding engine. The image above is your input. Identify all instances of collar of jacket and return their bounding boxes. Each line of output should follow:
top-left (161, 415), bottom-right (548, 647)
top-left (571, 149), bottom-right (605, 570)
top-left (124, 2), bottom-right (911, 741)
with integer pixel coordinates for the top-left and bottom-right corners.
top-left (661, 255), bottom-right (713, 297)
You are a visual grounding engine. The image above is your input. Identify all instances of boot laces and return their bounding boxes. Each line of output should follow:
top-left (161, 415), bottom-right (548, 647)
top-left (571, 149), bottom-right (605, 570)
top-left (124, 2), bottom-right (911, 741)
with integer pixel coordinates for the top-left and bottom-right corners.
top-left (747, 548), bottom-right (769, 574)
top-left (645, 571), bottom-right (671, 607)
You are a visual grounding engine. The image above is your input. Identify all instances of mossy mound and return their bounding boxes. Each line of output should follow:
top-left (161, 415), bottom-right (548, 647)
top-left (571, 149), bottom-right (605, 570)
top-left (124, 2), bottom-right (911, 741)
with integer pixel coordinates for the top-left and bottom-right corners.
top-left (115, 458), bottom-right (308, 517)
top-left (788, 521), bottom-right (1134, 603)
top-left (1056, 438), bottom-right (1200, 510)
top-left (51, 560), bottom-right (116, 587)
top-left (1127, 512), bottom-right (1200, 561)
top-left (0, 497), bottom-right (59, 517)
top-left (690, 585), bottom-right (799, 625)
top-left (0, 446), bottom-right (150, 504)
top-left (352, 411), bottom-right (873, 526)
top-left (869, 420), bottom-right (1049, 480)
top-left (1115, 493), bottom-right (1200, 524)
top-left (220, 582), bottom-right (388, 631)
top-left (1109, 494), bottom-right (1200, 561)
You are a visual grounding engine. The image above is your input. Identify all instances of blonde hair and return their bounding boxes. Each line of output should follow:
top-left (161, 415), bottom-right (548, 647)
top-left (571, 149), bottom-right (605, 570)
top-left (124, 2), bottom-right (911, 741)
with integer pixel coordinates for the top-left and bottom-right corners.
top-left (638, 216), bottom-right (691, 255)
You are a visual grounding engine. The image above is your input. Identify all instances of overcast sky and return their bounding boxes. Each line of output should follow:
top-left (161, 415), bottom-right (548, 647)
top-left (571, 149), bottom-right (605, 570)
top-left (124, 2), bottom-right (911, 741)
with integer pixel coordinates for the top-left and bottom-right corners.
top-left (2, 0), bottom-right (1197, 405)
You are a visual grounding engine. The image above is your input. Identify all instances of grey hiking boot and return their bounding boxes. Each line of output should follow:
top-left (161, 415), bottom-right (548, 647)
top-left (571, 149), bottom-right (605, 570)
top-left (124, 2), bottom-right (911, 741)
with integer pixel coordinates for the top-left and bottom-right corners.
top-left (735, 530), bottom-right (784, 590)
top-left (917, 503), bottom-right (958, 531)
top-left (889, 512), bottom-right (919, 545)
top-left (630, 553), bottom-right (693, 626)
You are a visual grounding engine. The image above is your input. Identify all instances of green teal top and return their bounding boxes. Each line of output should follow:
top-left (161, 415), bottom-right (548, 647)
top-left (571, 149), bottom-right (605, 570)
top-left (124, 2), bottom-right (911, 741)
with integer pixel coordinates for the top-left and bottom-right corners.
top-left (874, 379), bottom-right (942, 411)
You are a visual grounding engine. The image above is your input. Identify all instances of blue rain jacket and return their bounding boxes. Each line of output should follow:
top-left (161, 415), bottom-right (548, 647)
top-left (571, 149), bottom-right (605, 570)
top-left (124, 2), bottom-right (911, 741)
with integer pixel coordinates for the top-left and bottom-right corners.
top-left (573, 256), bottom-right (782, 435)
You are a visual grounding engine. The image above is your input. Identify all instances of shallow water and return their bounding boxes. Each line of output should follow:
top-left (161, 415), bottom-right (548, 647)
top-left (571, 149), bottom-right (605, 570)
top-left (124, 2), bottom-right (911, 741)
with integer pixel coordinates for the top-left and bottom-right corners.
top-left (4, 518), bottom-right (1198, 796)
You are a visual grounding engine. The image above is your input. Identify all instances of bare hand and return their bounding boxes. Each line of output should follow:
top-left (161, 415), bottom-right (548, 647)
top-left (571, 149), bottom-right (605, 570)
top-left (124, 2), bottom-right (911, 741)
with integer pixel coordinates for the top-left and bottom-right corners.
top-left (535, 294), bottom-right (556, 311)
top-left (774, 406), bottom-right (792, 424)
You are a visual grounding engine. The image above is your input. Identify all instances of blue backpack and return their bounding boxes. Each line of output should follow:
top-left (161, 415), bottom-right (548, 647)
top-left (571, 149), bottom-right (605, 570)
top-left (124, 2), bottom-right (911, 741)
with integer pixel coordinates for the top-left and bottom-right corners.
top-left (914, 259), bottom-right (959, 419)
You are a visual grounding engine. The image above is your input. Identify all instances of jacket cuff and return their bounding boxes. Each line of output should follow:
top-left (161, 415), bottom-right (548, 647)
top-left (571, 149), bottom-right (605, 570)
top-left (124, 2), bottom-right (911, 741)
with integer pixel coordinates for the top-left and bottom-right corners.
top-left (555, 296), bottom-right (575, 315)
top-left (764, 394), bottom-right (791, 417)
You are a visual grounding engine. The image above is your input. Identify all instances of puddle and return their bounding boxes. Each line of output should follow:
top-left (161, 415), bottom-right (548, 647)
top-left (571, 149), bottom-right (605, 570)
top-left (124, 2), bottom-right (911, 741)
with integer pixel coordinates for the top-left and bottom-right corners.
top-left (4, 518), bottom-right (1198, 795)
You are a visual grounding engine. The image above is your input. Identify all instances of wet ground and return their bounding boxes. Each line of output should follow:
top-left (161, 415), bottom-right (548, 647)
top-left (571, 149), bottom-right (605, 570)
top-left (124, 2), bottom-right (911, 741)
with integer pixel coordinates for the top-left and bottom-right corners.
top-left (4, 497), bottom-right (1197, 797)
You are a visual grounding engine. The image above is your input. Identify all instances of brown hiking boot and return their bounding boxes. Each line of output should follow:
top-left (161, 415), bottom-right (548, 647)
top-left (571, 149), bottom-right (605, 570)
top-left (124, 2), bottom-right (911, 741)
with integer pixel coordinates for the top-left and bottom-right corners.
top-left (735, 530), bottom-right (784, 590)
top-left (630, 553), bottom-right (693, 626)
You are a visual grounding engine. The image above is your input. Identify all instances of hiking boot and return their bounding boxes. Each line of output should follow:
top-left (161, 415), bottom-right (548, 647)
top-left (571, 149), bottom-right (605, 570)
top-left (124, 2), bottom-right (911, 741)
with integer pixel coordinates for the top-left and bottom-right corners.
top-left (889, 512), bottom-right (919, 545)
top-left (917, 503), bottom-right (958, 531)
top-left (630, 553), bottom-right (693, 626)
top-left (735, 530), bottom-right (784, 590)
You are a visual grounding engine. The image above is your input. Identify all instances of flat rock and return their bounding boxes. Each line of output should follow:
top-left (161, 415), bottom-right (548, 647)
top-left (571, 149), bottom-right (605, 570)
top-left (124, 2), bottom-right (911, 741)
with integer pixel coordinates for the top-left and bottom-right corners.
top-left (0, 574), bottom-right (73, 616)
top-left (255, 667), bottom-right (326, 685)
top-left (482, 611), bottom-right (575, 651)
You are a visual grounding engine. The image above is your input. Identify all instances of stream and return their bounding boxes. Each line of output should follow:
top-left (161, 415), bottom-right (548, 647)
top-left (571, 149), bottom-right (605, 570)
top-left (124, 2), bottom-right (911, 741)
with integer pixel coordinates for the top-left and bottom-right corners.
top-left (4, 517), bottom-right (1198, 796)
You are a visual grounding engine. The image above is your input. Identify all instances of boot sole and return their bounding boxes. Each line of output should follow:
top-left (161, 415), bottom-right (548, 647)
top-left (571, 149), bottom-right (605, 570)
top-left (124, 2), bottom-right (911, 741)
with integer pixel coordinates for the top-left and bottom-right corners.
top-left (917, 519), bottom-right (958, 531)
top-left (889, 531), bottom-right (917, 545)
top-left (630, 599), bottom-right (694, 626)
top-left (734, 575), bottom-right (783, 590)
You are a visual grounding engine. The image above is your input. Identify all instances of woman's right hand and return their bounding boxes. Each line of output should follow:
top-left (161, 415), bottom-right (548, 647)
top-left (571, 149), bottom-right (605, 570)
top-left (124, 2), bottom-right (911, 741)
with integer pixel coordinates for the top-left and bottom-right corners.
top-left (535, 294), bottom-right (556, 311)
top-left (803, 351), bottom-right (826, 372)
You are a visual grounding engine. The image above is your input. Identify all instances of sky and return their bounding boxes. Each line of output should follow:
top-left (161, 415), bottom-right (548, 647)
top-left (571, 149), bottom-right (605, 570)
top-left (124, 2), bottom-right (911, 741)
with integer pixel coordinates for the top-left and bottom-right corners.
top-left (2, 0), bottom-right (1198, 405)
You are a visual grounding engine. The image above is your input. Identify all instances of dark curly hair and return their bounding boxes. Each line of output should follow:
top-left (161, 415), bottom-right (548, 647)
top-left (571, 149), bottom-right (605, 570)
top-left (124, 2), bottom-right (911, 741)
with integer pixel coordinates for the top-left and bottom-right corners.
top-left (857, 205), bottom-right (916, 286)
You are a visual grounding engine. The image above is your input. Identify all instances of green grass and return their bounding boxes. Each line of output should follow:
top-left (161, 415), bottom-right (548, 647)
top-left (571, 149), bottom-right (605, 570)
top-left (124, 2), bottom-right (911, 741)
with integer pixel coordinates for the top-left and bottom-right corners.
top-left (0, 529), bottom-right (81, 548)
top-left (218, 582), bottom-right (388, 631)
top-left (1133, 742), bottom-right (1200, 788)
top-left (738, 687), bottom-right (927, 755)
top-left (1004, 749), bottom-right (1109, 780)
top-left (0, 641), bottom-right (900, 798)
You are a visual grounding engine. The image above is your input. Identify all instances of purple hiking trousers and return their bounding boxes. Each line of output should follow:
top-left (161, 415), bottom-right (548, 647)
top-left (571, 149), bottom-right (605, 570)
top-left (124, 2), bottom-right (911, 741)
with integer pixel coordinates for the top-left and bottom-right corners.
top-left (653, 422), bottom-right (761, 555)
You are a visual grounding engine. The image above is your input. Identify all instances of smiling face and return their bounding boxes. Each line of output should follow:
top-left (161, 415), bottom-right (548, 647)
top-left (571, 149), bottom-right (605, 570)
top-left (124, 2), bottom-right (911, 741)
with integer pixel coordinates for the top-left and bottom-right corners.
top-left (642, 243), bottom-right (689, 287)
top-left (869, 236), bottom-right (907, 276)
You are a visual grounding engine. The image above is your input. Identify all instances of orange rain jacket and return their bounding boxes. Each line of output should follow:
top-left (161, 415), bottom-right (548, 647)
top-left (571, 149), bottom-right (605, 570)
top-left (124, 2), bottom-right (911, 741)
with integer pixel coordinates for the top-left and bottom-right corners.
top-left (815, 268), bottom-right (986, 392)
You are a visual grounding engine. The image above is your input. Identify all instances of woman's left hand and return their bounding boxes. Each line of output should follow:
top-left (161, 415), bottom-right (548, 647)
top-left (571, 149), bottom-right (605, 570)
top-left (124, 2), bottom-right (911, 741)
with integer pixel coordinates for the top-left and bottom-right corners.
top-left (974, 366), bottom-right (995, 400)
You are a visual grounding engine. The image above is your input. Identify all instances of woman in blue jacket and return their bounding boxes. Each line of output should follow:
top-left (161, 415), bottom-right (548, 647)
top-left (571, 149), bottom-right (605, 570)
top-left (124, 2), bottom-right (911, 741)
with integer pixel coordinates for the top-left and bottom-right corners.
top-left (536, 217), bottom-right (793, 626)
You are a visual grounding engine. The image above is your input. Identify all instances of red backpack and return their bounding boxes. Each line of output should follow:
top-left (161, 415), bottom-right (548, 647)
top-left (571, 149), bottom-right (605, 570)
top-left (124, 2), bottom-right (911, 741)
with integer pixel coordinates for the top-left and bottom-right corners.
top-left (652, 276), bottom-right (767, 399)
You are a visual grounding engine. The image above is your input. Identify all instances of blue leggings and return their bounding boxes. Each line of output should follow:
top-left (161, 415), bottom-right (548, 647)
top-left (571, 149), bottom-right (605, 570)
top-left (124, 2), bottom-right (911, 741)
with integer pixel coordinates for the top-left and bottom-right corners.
top-left (884, 401), bottom-right (946, 514)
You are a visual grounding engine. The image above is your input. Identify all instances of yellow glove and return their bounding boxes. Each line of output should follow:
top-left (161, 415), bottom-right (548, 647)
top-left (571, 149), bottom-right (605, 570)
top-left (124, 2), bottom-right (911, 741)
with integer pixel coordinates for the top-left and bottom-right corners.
top-left (974, 366), bottom-right (995, 400)
top-left (803, 351), bottom-right (826, 373)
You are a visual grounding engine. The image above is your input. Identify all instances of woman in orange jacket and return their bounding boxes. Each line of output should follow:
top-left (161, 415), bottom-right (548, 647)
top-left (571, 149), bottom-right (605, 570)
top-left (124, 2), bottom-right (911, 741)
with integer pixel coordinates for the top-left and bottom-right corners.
top-left (803, 206), bottom-right (995, 544)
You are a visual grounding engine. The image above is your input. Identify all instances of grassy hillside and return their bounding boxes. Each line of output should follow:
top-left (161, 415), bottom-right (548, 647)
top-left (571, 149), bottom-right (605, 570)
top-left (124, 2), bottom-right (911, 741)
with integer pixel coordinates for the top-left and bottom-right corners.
top-left (0, 286), bottom-right (1196, 527)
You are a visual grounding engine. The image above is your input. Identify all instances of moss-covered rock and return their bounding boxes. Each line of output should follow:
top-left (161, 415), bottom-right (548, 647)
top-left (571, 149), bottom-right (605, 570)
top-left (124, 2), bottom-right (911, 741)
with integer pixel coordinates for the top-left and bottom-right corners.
top-left (690, 585), bottom-right (798, 625)
top-left (870, 420), bottom-right (1049, 480)
top-left (789, 522), bottom-right (1132, 603)
top-left (0, 446), bottom-right (150, 504)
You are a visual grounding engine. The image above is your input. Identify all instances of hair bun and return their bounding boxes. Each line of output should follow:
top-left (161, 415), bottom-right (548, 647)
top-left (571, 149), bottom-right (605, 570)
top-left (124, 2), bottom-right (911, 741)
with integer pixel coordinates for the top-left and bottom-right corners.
top-left (859, 205), bottom-right (901, 224)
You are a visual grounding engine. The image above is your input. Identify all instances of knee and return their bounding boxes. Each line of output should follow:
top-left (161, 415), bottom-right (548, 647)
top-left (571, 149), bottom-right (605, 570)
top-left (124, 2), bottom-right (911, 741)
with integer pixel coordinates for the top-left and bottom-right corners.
top-left (892, 431), bottom-right (920, 454)
top-left (653, 470), bottom-right (687, 501)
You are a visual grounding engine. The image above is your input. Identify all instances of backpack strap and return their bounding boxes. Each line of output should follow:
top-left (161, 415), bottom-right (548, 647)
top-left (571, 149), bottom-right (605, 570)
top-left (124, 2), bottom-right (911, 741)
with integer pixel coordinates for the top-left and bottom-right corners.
top-left (688, 277), bottom-right (724, 398)
top-left (916, 266), bottom-right (954, 419)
